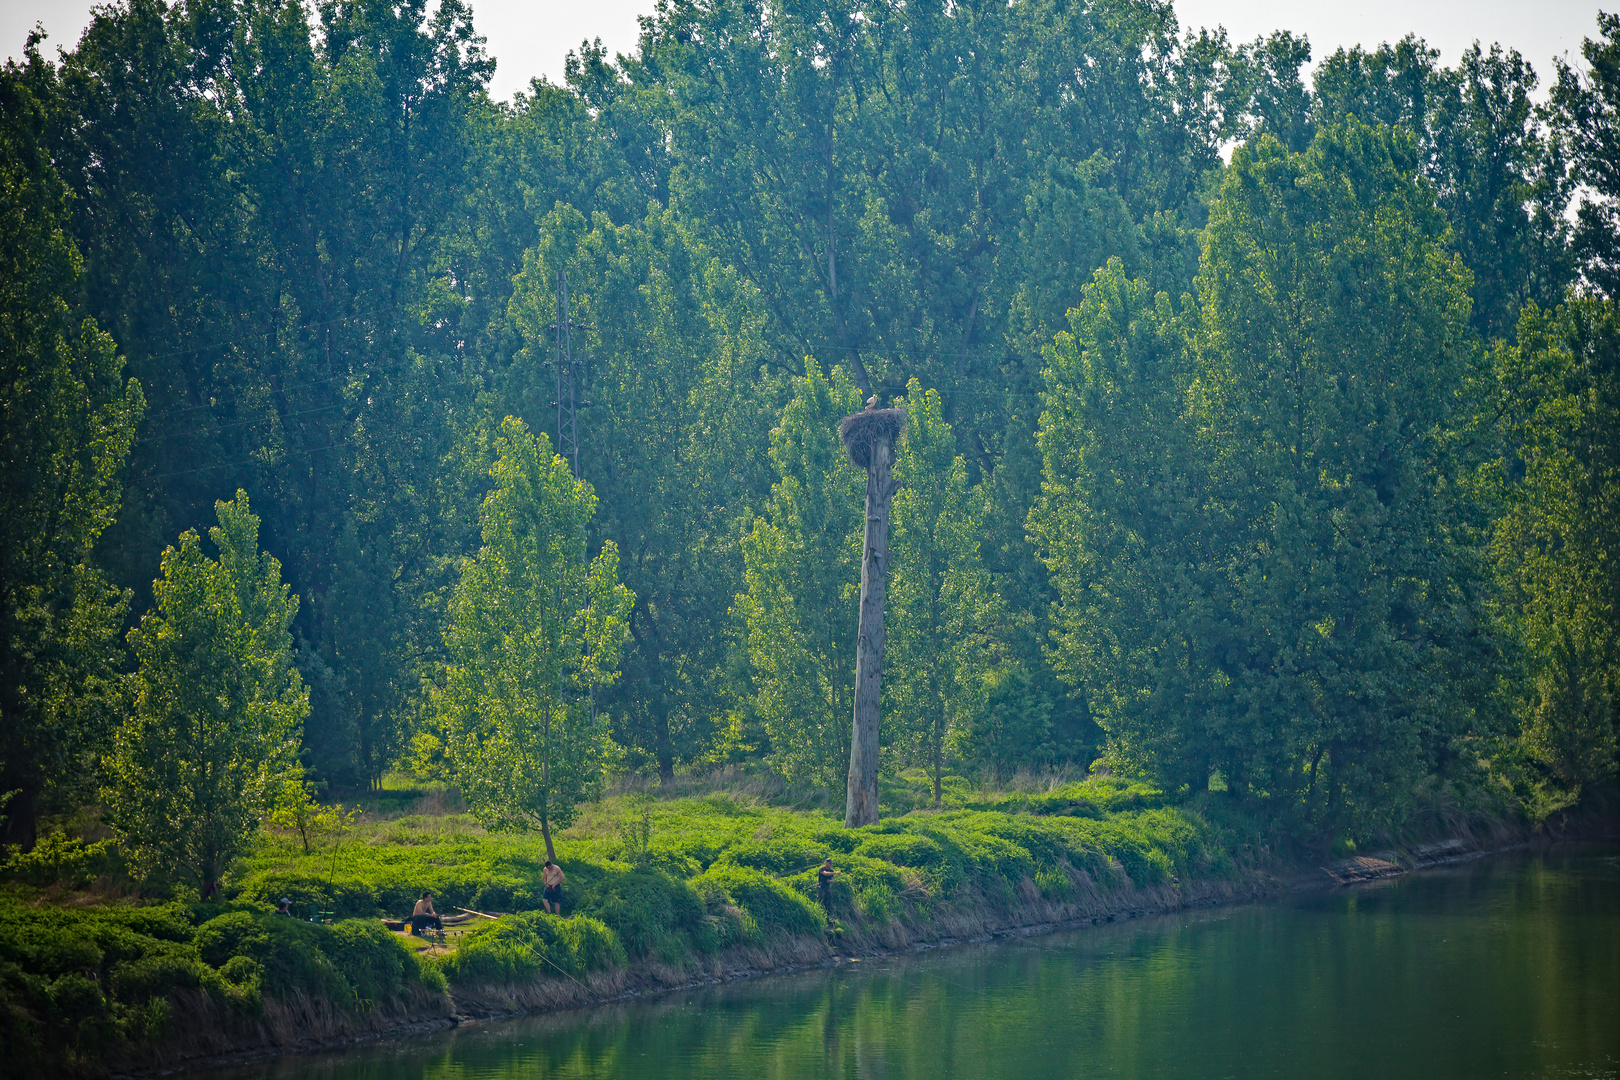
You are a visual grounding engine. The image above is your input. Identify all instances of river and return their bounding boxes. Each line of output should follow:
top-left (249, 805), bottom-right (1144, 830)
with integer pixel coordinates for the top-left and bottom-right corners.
top-left (203, 843), bottom-right (1619, 1080)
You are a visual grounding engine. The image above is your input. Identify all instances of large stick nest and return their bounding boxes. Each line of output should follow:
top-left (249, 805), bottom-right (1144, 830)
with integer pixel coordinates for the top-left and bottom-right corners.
top-left (838, 407), bottom-right (905, 468)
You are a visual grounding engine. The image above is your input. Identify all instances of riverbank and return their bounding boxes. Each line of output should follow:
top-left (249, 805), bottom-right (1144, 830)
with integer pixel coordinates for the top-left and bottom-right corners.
top-left (2, 774), bottom-right (1571, 1078)
top-left (196, 841), bottom-right (1620, 1080)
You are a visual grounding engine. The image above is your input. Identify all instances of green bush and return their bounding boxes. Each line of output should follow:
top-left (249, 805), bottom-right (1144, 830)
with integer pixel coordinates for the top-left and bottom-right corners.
top-left (0, 893), bottom-right (446, 1075)
top-left (577, 869), bottom-right (713, 961)
top-left (192, 910), bottom-right (436, 1009)
top-left (966, 777), bottom-right (1167, 817)
top-left (713, 837), bottom-right (834, 876)
top-left (437, 911), bottom-right (626, 986)
top-left (854, 832), bottom-right (943, 868)
top-left (0, 830), bottom-right (119, 887)
top-left (694, 865), bottom-right (823, 940)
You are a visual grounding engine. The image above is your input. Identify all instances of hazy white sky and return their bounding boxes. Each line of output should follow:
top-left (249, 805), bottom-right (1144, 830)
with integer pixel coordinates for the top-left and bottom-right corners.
top-left (4, 0), bottom-right (1607, 101)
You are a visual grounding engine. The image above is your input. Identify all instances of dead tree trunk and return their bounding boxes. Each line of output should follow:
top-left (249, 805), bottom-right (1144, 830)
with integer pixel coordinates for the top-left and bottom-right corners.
top-left (839, 403), bottom-right (904, 827)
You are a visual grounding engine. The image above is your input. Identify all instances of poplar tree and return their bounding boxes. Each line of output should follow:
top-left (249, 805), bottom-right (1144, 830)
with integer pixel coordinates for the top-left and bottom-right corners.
top-left (887, 381), bottom-right (1000, 805)
top-left (1037, 122), bottom-right (1493, 837)
top-left (1550, 12), bottom-right (1620, 297)
top-left (506, 206), bottom-right (779, 782)
top-left (0, 66), bottom-right (144, 850)
top-left (439, 418), bottom-right (633, 861)
top-left (1491, 299), bottom-right (1620, 797)
top-left (105, 492), bottom-right (307, 898)
top-left (736, 362), bottom-right (865, 792)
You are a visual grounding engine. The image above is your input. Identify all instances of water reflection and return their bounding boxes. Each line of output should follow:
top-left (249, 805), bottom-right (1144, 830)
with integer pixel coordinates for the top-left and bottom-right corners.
top-left (207, 846), bottom-right (1619, 1080)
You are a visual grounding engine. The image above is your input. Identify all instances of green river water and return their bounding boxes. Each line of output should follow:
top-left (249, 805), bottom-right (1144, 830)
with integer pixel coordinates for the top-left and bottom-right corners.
top-left (205, 844), bottom-right (1619, 1080)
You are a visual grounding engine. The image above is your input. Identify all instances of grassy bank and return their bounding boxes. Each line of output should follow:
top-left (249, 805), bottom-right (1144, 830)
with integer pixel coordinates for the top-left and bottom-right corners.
top-left (3, 774), bottom-right (1260, 1076)
top-left (0, 895), bottom-right (450, 1076)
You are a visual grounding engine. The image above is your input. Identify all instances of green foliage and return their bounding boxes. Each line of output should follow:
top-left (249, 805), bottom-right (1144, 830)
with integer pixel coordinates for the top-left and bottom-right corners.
top-left (267, 767), bottom-right (360, 856)
top-left (0, 829), bottom-right (117, 888)
top-left (105, 492), bottom-right (309, 897)
top-left (0, 895), bottom-right (440, 1074)
top-left (437, 911), bottom-right (624, 986)
top-left (736, 362), bottom-right (866, 791)
top-left (1314, 37), bottom-right (1570, 337)
top-left (963, 777), bottom-right (1168, 818)
top-left (507, 207), bottom-right (782, 780)
top-left (0, 59), bottom-right (144, 850)
top-left (574, 869), bottom-right (713, 962)
top-left (1489, 299), bottom-right (1620, 798)
top-left (438, 417), bottom-right (634, 853)
top-left (887, 381), bottom-right (1004, 800)
top-left (617, 795), bottom-right (654, 865)
top-left (1035, 122), bottom-right (1495, 841)
top-left (694, 865), bottom-right (824, 941)
top-left (1550, 12), bottom-right (1620, 297)
top-left (192, 911), bottom-right (428, 1007)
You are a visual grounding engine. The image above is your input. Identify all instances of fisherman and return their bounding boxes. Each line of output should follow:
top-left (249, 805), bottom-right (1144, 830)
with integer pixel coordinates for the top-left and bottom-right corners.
top-left (817, 857), bottom-right (840, 915)
top-left (542, 859), bottom-right (566, 915)
top-left (275, 897), bottom-right (293, 916)
top-left (411, 891), bottom-right (442, 933)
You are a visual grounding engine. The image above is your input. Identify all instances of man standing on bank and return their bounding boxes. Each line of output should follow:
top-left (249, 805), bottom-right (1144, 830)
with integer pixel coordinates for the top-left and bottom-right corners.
top-left (542, 859), bottom-right (566, 915)
top-left (817, 858), bottom-right (840, 916)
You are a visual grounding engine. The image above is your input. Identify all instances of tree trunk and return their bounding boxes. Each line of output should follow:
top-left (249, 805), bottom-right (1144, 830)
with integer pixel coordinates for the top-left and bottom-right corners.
top-left (541, 812), bottom-right (556, 864)
top-left (845, 435), bottom-right (897, 827)
top-left (655, 707), bottom-right (675, 785)
top-left (932, 716), bottom-right (942, 807)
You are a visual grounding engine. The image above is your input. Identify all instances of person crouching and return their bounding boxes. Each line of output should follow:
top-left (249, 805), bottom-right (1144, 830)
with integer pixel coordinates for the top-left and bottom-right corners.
top-left (411, 891), bottom-right (442, 933)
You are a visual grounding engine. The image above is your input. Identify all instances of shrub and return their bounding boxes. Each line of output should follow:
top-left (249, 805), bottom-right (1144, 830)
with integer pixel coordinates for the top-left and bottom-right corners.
top-left (854, 833), bottom-right (943, 868)
top-left (318, 920), bottom-right (415, 1006)
top-left (438, 912), bottom-right (626, 986)
top-left (695, 865), bottom-right (823, 941)
top-left (0, 830), bottom-right (119, 887)
top-left (712, 838), bottom-right (832, 876)
top-left (578, 869), bottom-right (713, 961)
top-left (187, 907), bottom-right (433, 1002)
top-left (0, 893), bottom-right (444, 1074)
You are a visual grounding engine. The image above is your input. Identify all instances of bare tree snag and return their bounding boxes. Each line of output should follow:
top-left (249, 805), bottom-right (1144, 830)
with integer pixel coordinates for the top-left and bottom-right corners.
top-left (839, 400), bottom-right (905, 827)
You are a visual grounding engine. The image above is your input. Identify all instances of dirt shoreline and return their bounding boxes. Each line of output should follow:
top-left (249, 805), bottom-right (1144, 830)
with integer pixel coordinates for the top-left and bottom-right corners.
top-left (115, 828), bottom-right (1587, 1079)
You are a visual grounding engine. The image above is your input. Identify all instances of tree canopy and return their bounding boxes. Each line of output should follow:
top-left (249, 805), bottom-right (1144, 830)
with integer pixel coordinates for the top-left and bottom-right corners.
top-left (104, 492), bottom-right (306, 897)
top-left (438, 417), bottom-right (633, 859)
top-left (2, 0), bottom-right (1617, 856)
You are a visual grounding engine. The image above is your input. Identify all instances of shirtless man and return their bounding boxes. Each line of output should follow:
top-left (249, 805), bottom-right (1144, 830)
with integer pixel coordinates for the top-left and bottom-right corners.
top-left (542, 860), bottom-right (566, 915)
top-left (411, 891), bottom-right (442, 932)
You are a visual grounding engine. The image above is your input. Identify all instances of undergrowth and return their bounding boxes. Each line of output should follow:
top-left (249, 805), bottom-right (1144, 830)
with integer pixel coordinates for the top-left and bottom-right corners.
top-left (0, 895), bottom-right (442, 1076)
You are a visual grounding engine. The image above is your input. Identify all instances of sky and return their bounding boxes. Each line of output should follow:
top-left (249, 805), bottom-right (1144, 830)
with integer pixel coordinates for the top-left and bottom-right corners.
top-left (3, 0), bottom-right (1608, 101)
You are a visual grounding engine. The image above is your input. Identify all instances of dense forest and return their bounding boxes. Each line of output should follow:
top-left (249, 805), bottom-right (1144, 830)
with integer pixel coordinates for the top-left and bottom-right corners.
top-left (4, 0), bottom-right (1619, 867)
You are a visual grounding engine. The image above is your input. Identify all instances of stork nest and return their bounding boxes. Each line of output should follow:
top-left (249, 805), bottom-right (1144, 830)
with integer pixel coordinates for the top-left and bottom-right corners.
top-left (838, 407), bottom-right (906, 468)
